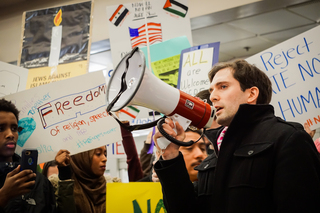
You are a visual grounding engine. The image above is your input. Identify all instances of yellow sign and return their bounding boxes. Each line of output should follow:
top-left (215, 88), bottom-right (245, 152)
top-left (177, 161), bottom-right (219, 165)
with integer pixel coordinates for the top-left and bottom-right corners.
top-left (106, 182), bottom-right (166, 213)
top-left (26, 61), bottom-right (88, 89)
top-left (151, 54), bottom-right (180, 87)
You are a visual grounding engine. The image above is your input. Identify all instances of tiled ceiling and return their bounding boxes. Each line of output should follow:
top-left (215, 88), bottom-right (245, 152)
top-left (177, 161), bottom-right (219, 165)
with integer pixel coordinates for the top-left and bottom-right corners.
top-left (89, 0), bottom-right (320, 71)
top-left (190, 0), bottom-right (320, 62)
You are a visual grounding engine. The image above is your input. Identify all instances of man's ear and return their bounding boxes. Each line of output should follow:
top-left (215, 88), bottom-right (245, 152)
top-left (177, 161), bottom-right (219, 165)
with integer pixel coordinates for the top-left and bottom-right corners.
top-left (247, 86), bottom-right (259, 104)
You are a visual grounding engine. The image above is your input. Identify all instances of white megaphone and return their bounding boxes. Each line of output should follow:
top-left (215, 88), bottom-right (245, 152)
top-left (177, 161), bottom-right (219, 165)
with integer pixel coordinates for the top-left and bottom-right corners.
top-left (106, 47), bottom-right (215, 147)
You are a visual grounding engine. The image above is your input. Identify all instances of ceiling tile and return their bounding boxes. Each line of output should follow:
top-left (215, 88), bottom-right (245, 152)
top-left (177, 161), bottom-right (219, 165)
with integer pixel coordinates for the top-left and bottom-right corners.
top-left (218, 52), bottom-right (235, 62)
top-left (220, 37), bottom-right (275, 58)
top-left (192, 23), bottom-right (256, 45)
top-left (228, 9), bottom-right (314, 34)
top-left (261, 24), bottom-right (318, 43)
top-left (288, 1), bottom-right (320, 22)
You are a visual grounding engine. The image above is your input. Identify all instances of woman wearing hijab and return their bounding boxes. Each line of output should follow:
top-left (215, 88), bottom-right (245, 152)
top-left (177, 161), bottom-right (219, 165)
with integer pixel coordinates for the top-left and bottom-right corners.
top-left (55, 147), bottom-right (106, 213)
top-left (70, 146), bottom-right (107, 213)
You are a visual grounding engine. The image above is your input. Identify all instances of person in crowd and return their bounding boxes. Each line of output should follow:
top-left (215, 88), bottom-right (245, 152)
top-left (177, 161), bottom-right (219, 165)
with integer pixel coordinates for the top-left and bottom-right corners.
top-left (55, 147), bottom-right (106, 213)
top-left (153, 59), bottom-right (320, 213)
top-left (120, 121), bottom-right (144, 181)
top-left (42, 161), bottom-right (58, 178)
top-left (152, 128), bottom-right (207, 183)
top-left (304, 123), bottom-right (320, 155)
top-left (139, 130), bottom-right (154, 178)
top-left (304, 123), bottom-right (316, 139)
top-left (54, 118), bottom-right (143, 212)
top-left (0, 98), bottom-right (56, 213)
top-left (195, 89), bottom-right (223, 154)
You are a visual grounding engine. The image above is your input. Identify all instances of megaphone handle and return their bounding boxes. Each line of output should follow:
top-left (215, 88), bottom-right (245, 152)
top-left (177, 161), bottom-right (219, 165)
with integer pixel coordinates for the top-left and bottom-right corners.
top-left (156, 114), bottom-right (195, 149)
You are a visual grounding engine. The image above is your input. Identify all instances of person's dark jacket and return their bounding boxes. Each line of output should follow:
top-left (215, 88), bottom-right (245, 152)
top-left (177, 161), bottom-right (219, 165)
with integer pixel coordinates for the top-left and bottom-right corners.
top-left (0, 154), bottom-right (56, 213)
top-left (155, 104), bottom-right (320, 213)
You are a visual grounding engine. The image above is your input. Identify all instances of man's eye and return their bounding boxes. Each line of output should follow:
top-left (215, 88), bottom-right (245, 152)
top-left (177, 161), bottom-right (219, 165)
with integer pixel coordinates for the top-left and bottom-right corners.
top-left (221, 85), bottom-right (227, 89)
top-left (11, 126), bottom-right (18, 132)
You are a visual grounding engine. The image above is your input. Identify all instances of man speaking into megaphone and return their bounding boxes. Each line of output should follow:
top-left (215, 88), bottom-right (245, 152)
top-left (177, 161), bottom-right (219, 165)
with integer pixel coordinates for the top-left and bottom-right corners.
top-left (152, 59), bottom-right (320, 213)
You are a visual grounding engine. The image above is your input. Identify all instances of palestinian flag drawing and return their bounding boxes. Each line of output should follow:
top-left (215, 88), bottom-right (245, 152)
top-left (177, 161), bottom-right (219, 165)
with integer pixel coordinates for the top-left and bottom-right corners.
top-left (119, 106), bottom-right (140, 119)
top-left (163, 0), bottom-right (188, 18)
top-left (109, 4), bottom-right (129, 27)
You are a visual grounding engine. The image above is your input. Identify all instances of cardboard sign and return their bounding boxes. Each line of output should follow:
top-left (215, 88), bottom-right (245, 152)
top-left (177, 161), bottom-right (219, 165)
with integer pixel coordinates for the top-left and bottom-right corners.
top-left (19, 1), bottom-right (93, 89)
top-left (0, 61), bottom-right (28, 97)
top-left (177, 42), bottom-right (220, 96)
top-left (107, 182), bottom-right (166, 213)
top-left (246, 26), bottom-right (320, 130)
top-left (3, 71), bottom-right (122, 163)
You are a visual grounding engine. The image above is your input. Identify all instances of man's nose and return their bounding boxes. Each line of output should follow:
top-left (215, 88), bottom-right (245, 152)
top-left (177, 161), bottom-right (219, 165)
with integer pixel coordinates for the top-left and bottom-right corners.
top-left (194, 147), bottom-right (205, 159)
top-left (209, 90), bottom-right (218, 103)
top-left (5, 128), bottom-right (15, 139)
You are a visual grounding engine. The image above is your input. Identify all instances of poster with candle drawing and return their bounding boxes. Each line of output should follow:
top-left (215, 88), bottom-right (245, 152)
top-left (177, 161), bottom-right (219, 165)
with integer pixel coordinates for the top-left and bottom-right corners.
top-left (246, 26), bottom-right (320, 130)
top-left (3, 71), bottom-right (122, 163)
top-left (18, 1), bottom-right (93, 89)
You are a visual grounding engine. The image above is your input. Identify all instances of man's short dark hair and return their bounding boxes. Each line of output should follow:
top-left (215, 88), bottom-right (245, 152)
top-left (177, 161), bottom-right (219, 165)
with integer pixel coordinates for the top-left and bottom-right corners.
top-left (195, 90), bottom-right (213, 106)
top-left (208, 59), bottom-right (272, 104)
top-left (0, 98), bottom-right (20, 122)
top-left (185, 128), bottom-right (205, 143)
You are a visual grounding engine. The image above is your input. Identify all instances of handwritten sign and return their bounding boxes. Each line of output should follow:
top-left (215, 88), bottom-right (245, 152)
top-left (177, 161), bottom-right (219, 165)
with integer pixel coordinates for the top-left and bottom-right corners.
top-left (0, 61), bottom-right (28, 97)
top-left (246, 26), bottom-right (320, 130)
top-left (3, 71), bottom-right (122, 163)
top-left (151, 54), bottom-right (180, 87)
top-left (106, 142), bottom-right (126, 159)
top-left (178, 42), bottom-right (220, 96)
top-left (26, 61), bottom-right (88, 89)
top-left (107, 182), bottom-right (166, 213)
top-left (107, 0), bottom-right (192, 66)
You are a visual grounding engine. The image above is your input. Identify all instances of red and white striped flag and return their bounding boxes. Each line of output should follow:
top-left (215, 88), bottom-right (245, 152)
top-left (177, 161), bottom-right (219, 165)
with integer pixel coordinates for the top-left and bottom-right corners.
top-left (129, 22), bottom-right (162, 48)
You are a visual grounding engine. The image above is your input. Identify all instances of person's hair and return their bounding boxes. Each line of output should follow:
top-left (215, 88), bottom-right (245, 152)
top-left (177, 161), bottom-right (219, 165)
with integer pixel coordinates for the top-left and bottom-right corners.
top-left (195, 90), bottom-right (212, 106)
top-left (0, 98), bottom-right (20, 121)
top-left (208, 59), bottom-right (272, 104)
top-left (185, 128), bottom-right (205, 143)
top-left (42, 160), bottom-right (57, 177)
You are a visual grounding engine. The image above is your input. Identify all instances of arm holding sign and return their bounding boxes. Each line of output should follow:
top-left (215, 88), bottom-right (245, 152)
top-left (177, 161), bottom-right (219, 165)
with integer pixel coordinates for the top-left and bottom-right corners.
top-left (120, 121), bottom-right (144, 181)
top-left (54, 150), bottom-right (77, 213)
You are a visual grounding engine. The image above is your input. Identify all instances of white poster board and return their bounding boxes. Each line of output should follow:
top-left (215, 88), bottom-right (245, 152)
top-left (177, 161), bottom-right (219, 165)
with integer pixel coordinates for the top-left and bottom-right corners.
top-left (177, 42), bottom-right (220, 96)
top-left (0, 61), bottom-right (28, 97)
top-left (107, 0), bottom-right (192, 66)
top-left (3, 71), bottom-right (122, 163)
top-left (246, 26), bottom-right (320, 130)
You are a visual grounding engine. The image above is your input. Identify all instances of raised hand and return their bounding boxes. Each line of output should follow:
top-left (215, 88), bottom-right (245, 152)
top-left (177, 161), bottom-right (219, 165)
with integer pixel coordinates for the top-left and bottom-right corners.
top-left (55, 149), bottom-right (71, 167)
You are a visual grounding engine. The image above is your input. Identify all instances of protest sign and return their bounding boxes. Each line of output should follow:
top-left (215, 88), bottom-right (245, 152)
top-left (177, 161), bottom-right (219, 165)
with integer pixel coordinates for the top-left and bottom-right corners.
top-left (0, 61), bottom-right (28, 97)
top-left (246, 26), bottom-right (320, 130)
top-left (107, 182), bottom-right (166, 213)
top-left (178, 42), bottom-right (220, 96)
top-left (106, 142), bottom-right (126, 159)
top-left (18, 1), bottom-right (93, 89)
top-left (107, 0), bottom-right (192, 66)
top-left (3, 71), bottom-right (122, 163)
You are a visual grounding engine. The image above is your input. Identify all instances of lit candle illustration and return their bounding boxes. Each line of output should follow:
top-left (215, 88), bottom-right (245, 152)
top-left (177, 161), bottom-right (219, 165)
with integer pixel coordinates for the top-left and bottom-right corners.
top-left (48, 9), bottom-right (62, 67)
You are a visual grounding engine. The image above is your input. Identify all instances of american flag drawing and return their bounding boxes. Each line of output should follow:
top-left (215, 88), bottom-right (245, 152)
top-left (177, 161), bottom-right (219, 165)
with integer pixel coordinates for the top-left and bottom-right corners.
top-left (129, 22), bottom-right (162, 48)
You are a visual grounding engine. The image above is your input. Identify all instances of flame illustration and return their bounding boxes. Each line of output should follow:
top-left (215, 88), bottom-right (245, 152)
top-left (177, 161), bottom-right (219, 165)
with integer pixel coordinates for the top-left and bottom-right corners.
top-left (54, 9), bottom-right (62, 26)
